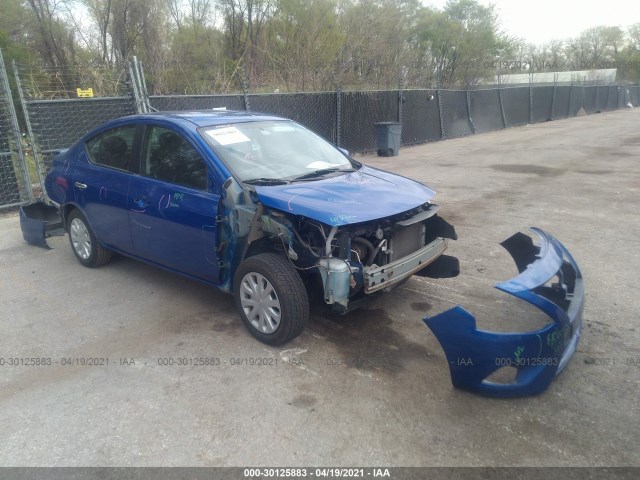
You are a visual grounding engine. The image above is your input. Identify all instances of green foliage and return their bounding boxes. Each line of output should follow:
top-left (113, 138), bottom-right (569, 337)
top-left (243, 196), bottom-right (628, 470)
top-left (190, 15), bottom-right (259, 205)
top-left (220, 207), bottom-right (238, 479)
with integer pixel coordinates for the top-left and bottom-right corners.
top-left (413, 0), bottom-right (512, 87)
top-left (265, 0), bottom-right (343, 91)
top-left (157, 25), bottom-right (238, 94)
top-left (1, 0), bottom-right (639, 95)
top-left (0, 0), bottom-right (34, 63)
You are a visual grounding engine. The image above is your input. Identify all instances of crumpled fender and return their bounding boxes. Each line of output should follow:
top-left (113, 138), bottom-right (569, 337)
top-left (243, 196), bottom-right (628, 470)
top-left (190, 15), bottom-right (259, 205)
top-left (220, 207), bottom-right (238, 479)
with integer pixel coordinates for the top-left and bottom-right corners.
top-left (424, 228), bottom-right (584, 398)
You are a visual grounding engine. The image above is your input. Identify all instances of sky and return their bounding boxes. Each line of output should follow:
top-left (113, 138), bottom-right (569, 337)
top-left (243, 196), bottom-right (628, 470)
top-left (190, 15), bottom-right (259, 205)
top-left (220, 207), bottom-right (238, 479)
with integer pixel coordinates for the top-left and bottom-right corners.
top-left (427, 0), bottom-right (640, 45)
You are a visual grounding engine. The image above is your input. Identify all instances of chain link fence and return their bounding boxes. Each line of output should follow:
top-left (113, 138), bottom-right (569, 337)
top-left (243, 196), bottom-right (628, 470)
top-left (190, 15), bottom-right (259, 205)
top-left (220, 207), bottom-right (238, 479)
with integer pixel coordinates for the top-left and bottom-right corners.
top-left (2, 53), bottom-right (640, 205)
top-left (249, 92), bottom-right (337, 143)
top-left (531, 86), bottom-right (554, 123)
top-left (150, 94), bottom-right (246, 112)
top-left (400, 90), bottom-right (441, 146)
top-left (469, 89), bottom-right (504, 133)
top-left (583, 86), bottom-right (598, 113)
top-left (0, 50), bottom-right (31, 210)
top-left (13, 61), bottom-right (135, 179)
top-left (339, 91), bottom-right (398, 152)
top-left (568, 86), bottom-right (582, 117)
top-left (439, 90), bottom-right (473, 139)
top-left (552, 86), bottom-right (571, 119)
top-left (501, 87), bottom-right (530, 126)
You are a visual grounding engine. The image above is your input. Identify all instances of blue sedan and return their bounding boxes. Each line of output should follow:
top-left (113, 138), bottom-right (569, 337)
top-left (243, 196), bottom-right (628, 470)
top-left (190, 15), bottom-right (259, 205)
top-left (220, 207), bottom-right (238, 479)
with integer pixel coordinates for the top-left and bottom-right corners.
top-left (28, 111), bottom-right (457, 345)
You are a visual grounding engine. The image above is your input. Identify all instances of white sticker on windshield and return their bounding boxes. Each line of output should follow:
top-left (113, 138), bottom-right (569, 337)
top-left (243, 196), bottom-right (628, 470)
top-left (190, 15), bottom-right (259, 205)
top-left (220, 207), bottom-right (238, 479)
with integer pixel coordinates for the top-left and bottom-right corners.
top-left (271, 124), bottom-right (296, 132)
top-left (305, 161), bottom-right (337, 169)
top-left (206, 126), bottom-right (250, 145)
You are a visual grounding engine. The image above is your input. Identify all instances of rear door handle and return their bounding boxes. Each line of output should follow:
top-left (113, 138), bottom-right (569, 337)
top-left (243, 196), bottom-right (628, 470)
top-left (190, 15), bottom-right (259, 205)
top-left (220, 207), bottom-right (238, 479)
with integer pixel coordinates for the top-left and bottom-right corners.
top-left (74, 181), bottom-right (87, 190)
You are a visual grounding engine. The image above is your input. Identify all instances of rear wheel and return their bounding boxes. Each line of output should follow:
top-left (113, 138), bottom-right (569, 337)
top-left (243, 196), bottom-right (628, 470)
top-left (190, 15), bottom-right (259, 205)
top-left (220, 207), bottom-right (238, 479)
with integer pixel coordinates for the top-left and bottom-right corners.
top-left (67, 209), bottom-right (111, 267)
top-left (233, 253), bottom-right (308, 345)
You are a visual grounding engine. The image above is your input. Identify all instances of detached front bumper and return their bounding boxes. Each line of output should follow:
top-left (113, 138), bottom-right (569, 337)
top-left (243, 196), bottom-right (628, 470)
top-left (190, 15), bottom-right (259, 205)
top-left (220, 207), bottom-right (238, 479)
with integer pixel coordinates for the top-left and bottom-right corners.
top-left (19, 202), bottom-right (65, 248)
top-left (424, 228), bottom-right (584, 398)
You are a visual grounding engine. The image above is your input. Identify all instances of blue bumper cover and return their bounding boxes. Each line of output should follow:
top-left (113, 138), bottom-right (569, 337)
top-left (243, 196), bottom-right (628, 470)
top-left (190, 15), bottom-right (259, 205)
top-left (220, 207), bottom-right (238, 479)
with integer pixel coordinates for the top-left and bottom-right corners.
top-left (424, 228), bottom-right (584, 398)
top-left (19, 202), bottom-right (65, 249)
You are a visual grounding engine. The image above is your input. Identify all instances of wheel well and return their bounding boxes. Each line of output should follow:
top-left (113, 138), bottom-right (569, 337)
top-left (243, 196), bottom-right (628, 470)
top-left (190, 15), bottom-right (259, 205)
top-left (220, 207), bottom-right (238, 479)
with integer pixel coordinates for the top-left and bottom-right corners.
top-left (62, 204), bottom-right (77, 231)
top-left (238, 236), bottom-right (307, 288)
top-left (244, 237), bottom-right (281, 259)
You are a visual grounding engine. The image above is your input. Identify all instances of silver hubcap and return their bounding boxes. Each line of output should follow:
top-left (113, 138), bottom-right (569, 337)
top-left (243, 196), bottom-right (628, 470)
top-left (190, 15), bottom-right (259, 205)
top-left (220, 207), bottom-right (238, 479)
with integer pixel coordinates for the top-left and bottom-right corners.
top-left (70, 218), bottom-right (92, 260)
top-left (240, 272), bottom-right (281, 334)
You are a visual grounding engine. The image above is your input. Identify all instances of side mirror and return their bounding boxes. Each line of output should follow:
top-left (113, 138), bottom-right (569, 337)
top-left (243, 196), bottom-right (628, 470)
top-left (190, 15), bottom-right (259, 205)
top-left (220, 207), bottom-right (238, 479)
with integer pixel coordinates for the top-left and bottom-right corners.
top-left (338, 147), bottom-right (350, 156)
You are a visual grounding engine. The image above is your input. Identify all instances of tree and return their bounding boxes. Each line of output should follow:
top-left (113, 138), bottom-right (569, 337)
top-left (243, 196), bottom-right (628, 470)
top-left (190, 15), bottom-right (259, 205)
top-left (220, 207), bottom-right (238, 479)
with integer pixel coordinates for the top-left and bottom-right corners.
top-left (0, 0), bottom-right (32, 63)
top-left (617, 24), bottom-right (640, 82)
top-left (264, 0), bottom-right (343, 91)
top-left (159, 16), bottom-right (229, 93)
top-left (442, 0), bottom-right (512, 85)
top-left (218, 0), bottom-right (274, 84)
top-left (566, 26), bottom-right (622, 70)
top-left (336, 0), bottom-right (422, 89)
top-left (24, 0), bottom-right (78, 69)
top-left (82, 0), bottom-right (114, 64)
top-left (412, 0), bottom-right (513, 87)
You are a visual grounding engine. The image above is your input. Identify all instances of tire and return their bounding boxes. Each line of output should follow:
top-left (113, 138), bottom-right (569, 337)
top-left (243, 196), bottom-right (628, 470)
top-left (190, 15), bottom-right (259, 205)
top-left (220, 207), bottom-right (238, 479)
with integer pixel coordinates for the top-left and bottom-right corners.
top-left (67, 209), bottom-right (111, 268)
top-left (233, 253), bottom-right (309, 345)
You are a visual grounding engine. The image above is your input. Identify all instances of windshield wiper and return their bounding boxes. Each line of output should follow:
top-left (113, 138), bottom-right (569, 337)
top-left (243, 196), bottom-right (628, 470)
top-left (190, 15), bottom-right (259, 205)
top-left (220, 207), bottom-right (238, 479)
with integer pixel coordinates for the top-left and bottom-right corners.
top-left (290, 167), bottom-right (355, 182)
top-left (243, 177), bottom-right (289, 186)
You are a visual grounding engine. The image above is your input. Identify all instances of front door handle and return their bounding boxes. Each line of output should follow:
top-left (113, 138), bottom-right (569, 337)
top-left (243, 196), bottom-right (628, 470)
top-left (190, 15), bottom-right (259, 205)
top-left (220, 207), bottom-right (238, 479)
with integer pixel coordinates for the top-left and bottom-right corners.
top-left (74, 181), bottom-right (87, 190)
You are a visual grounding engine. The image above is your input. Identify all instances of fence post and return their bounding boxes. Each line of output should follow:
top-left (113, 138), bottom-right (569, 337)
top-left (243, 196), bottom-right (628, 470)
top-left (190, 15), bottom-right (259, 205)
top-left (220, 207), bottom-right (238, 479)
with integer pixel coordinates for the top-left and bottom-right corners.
top-left (336, 85), bottom-right (342, 147)
top-left (550, 73), bottom-right (557, 120)
top-left (497, 87), bottom-right (507, 128)
top-left (605, 82), bottom-right (610, 111)
top-left (618, 86), bottom-right (623, 109)
top-left (128, 58), bottom-right (144, 114)
top-left (0, 49), bottom-right (32, 206)
top-left (397, 75), bottom-right (403, 124)
top-left (133, 56), bottom-right (146, 113)
top-left (465, 89), bottom-right (476, 133)
top-left (436, 70), bottom-right (446, 140)
top-left (12, 59), bottom-right (48, 202)
top-left (241, 63), bottom-right (250, 111)
top-left (529, 74), bottom-right (533, 124)
top-left (568, 82), bottom-right (573, 117)
top-left (135, 58), bottom-right (152, 112)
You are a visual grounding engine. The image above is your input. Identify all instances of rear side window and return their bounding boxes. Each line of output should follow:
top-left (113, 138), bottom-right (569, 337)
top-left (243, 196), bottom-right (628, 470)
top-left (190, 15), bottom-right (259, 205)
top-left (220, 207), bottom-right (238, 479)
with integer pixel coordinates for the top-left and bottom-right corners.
top-left (86, 126), bottom-right (137, 171)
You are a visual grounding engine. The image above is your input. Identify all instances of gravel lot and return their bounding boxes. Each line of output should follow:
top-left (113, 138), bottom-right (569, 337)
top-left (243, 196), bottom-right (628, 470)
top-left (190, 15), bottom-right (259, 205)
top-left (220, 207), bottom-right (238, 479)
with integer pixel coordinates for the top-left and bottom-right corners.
top-left (1, 108), bottom-right (639, 467)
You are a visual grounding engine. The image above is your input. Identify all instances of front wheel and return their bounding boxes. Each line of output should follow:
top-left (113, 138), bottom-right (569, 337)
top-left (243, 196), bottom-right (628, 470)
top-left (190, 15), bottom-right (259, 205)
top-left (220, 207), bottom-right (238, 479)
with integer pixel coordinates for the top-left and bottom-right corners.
top-left (67, 209), bottom-right (111, 267)
top-left (233, 253), bottom-right (309, 345)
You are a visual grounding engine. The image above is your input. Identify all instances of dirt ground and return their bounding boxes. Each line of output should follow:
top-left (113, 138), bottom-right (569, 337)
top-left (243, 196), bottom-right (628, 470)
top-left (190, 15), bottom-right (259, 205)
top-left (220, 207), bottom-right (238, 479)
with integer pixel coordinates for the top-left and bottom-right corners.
top-left (1, 108), bottom-right (639, 467)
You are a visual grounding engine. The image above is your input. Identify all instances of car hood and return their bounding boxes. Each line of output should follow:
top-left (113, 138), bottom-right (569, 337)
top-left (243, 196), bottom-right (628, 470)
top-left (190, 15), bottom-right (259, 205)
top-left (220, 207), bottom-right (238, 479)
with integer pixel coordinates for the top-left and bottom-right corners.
top-left (254, 165), bottom-right (436, 226)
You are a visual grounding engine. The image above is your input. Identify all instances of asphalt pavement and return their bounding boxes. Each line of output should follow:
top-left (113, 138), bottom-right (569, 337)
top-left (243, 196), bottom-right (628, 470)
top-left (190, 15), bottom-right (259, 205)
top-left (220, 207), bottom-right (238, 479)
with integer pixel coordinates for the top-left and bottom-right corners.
top-left (1, 108), bottom-right (639, 466)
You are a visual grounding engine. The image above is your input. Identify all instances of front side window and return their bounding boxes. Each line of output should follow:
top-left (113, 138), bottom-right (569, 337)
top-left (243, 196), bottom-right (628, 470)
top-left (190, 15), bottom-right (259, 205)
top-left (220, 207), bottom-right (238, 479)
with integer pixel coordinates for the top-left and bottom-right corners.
top-left (86, 125), bottom-right (137, 171)
top-left (141, 126), bottom-right (208, 191)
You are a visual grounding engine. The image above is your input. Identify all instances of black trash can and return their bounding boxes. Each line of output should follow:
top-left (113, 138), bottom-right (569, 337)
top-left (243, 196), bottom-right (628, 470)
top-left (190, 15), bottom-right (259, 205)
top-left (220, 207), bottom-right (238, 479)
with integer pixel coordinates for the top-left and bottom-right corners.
top-left (374, 122), bottom-right (402, 157)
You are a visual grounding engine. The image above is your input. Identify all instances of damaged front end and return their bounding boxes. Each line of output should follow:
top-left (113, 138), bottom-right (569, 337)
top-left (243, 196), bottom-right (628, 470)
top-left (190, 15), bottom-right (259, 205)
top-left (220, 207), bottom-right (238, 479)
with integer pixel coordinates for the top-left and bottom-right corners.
top-left (310, 204), bottom-right (459, 312)
top-left (424, 228), bottom-right (584, 398)
top-left (218, 177), bottom-right (459, 312)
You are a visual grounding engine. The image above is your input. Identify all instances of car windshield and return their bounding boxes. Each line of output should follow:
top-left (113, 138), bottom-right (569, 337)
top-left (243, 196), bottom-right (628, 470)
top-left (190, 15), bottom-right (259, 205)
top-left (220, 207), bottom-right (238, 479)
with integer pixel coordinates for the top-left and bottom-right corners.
top-left (199, 120), bottom-right (356, 183)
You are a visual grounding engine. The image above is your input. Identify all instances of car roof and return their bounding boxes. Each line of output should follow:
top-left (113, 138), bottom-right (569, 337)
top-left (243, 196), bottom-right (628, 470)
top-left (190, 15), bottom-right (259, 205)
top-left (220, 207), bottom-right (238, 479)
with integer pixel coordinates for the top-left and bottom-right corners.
top-left (127, 110), bottom-right (286, 128)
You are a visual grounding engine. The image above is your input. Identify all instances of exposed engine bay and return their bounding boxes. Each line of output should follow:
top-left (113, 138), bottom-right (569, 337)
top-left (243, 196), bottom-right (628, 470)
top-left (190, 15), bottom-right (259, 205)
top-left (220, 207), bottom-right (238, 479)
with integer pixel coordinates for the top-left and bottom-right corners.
top-left (246, 201), bottom-right (459, 312)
